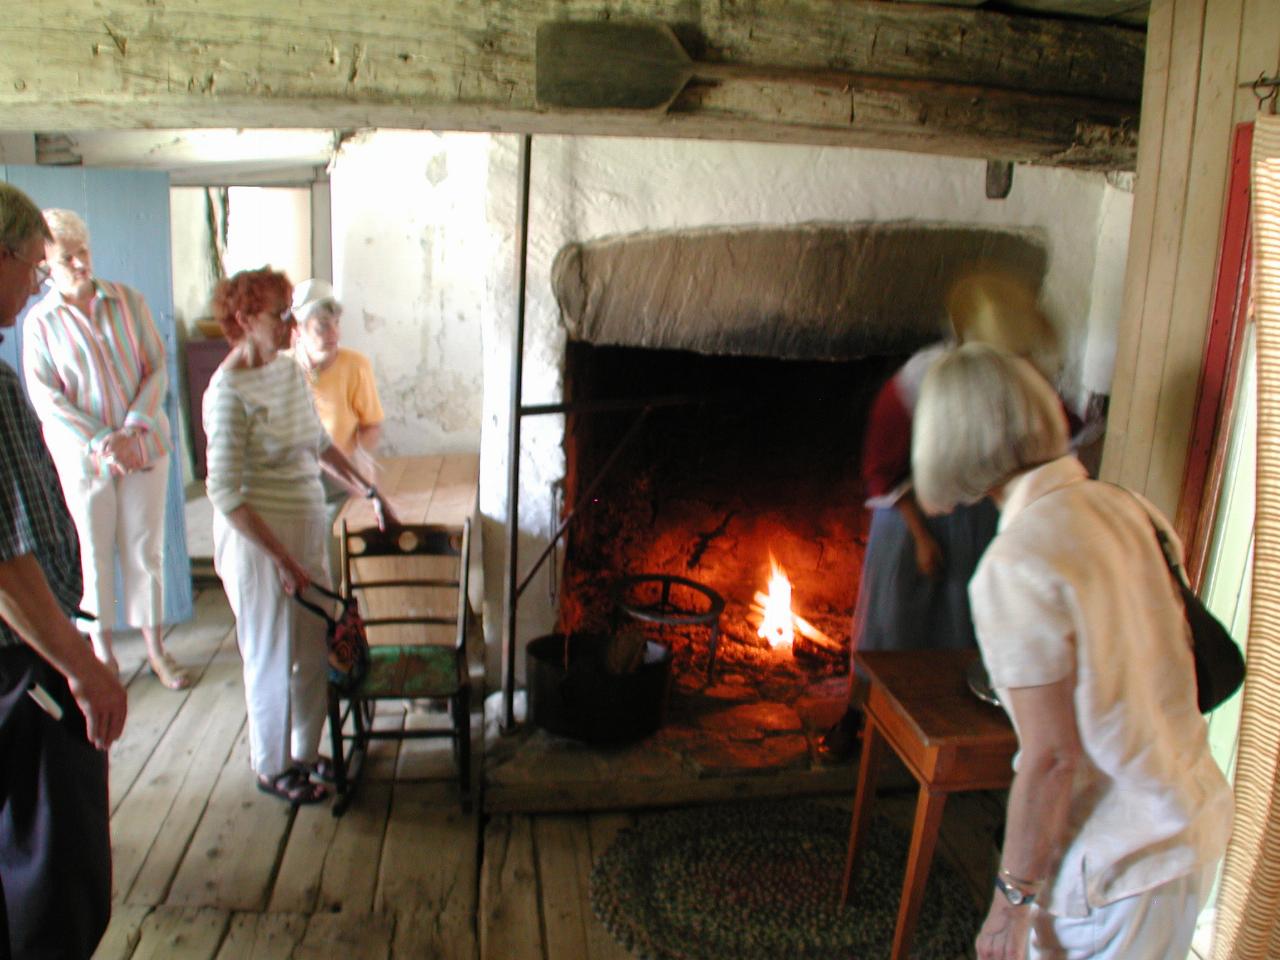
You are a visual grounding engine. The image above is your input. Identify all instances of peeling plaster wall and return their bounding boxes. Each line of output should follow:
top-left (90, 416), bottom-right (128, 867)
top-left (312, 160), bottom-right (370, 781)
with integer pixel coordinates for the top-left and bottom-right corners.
top-left (328, 130), bottom-right (491, 456)
top-left (167, 131), bottom-right (1131, 696)
top-left (169, 186), bottom-right (220, 333)
top-left (1082, 180), bottom-right (1134, 400)
top-left (245, 130), bottom-right (1130, 692)
top-left (477, 135), bottom-right (1131, 691)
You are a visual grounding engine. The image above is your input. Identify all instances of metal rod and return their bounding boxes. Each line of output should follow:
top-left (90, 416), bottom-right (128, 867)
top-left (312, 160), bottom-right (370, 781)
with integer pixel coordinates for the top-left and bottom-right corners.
top-left (520, 393), bottom-right (706, 417)
top-left (501, 134), bottom-right (533, 733)
top-left (1239, 73), bottom-right (1280, 90)
top-left (515, 406), bottom-right (652, 599)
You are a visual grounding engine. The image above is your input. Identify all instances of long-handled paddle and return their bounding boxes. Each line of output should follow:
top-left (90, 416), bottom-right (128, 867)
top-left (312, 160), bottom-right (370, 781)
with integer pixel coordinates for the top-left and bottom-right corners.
top-left (535, 20), bottom-right (1136, 117)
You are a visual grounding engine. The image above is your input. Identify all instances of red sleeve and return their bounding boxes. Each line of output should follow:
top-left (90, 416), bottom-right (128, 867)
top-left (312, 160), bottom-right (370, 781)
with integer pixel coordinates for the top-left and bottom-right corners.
top-left (861, 377), bottom-right (913, 499)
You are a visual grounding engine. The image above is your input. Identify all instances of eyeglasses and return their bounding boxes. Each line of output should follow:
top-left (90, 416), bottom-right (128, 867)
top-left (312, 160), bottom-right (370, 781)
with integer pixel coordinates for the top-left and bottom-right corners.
top-left (258, 307), bottom-right (293, 325)
top-left (5, 248), bottom-right (50, 286)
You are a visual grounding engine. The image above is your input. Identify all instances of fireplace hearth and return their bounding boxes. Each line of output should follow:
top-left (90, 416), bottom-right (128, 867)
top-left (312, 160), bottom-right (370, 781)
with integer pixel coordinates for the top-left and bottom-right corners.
top-left (484, 224), bottom-right (1052, 808)
top-left (486, 343), bottom-right (925, 811)
top-left (558, 342), bottom-right (905, 699)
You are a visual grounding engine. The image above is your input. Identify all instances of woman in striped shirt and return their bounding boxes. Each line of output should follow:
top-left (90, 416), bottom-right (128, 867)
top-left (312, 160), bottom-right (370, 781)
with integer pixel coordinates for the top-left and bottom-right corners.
top-left (23, 208), bottom-right (191, 690)
top-left (204, 267), bottom-right (395, 805)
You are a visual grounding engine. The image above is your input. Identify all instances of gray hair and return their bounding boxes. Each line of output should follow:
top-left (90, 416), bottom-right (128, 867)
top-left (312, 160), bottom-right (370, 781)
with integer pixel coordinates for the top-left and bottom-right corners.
top-left (42, 208), bottom-right (90, 247)
top-left (0, 183), bottom-right (51, 251)
top-left (912, 342), bottom-right (1069, 514)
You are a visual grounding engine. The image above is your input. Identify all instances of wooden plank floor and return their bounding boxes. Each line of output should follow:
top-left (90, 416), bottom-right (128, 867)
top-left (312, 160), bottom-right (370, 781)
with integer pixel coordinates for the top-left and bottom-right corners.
top-left (94, 585), bottom-right (1001, 960)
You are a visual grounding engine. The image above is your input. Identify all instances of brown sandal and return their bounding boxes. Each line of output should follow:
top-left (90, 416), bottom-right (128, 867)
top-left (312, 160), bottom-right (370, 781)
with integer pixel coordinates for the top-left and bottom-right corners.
top-left (257, 766), bottom-right (329, 805)
top-left (148, 651), bottom-right (192, 691)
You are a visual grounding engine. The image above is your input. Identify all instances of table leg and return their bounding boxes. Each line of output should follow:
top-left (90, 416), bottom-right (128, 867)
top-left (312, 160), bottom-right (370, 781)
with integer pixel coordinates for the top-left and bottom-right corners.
top-left (890, 783), bottom-right (948, 960)
top-left (840, 718), bottom-right (886, 906)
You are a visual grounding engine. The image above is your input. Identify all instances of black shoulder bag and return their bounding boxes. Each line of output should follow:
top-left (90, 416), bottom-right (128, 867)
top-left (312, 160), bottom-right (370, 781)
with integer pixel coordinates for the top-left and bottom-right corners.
top-left (1139, 509), bottom-right (1246, 713)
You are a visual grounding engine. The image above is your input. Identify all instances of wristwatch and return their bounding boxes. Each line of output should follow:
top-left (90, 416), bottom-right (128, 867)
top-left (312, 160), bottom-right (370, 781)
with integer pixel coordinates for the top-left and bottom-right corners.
top-left (995, 872), bottom-right (1037, 907)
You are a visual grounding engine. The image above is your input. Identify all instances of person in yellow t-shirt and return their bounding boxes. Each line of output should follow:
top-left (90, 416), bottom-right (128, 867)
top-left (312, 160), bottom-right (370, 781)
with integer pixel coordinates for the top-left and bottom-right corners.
top-left (290, 279), bottom-right (385, 528)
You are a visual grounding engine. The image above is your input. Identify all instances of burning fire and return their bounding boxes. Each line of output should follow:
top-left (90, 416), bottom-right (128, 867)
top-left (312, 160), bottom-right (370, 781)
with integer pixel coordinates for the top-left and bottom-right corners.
top-left (752, 554), bottom-right (841, 655)
top-left (756, 557), bottom-right (795, 649)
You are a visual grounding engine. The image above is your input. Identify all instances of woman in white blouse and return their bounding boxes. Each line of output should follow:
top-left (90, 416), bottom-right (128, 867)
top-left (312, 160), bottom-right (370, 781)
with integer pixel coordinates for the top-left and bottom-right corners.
top-left (912, 343), bottom-right (1232, 960)
top-left (203, 268), bottom-right (395, 805)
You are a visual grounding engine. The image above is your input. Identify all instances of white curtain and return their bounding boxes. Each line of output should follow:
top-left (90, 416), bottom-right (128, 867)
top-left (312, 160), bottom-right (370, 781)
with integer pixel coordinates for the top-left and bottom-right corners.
top-left (1212, 113), bottom-right (1280, 960)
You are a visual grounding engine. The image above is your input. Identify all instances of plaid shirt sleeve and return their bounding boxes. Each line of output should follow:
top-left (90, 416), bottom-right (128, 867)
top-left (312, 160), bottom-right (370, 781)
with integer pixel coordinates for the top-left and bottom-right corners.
top-left (0, 362), bottom-right (82, 644)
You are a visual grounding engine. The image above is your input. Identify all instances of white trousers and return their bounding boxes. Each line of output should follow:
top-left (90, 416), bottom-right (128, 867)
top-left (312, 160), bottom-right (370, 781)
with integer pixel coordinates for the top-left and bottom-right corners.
top-left (48, 446), bottom-right (169, 634)
top-left (213, 509), bottom-right (330, 778)
top-left (1029, 870), bottom-right (1205, 960)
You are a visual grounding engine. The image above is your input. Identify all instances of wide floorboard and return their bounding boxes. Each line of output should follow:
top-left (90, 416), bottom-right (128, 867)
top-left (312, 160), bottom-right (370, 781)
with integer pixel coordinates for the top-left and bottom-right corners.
top-left (93, 586), bottom-right (999, 960)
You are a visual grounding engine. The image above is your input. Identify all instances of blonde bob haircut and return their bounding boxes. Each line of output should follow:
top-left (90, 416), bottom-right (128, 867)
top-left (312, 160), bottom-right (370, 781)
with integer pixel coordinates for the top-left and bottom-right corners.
top-left (912, 342), bottom-right (1069, 515)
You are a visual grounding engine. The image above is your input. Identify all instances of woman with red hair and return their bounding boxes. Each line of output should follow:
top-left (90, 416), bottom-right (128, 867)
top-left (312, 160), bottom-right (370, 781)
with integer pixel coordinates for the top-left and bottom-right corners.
top-left (203, 267), bottom-right (395, 805)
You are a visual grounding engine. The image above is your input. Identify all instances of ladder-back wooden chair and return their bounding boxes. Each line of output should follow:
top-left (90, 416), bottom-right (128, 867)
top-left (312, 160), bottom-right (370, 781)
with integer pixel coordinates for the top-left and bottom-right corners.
top-left (328, 519), bottom-right (472, 814)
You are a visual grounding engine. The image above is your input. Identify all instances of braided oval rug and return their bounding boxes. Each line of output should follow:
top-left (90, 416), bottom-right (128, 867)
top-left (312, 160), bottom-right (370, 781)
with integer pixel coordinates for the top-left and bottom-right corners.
top-left (590, 798), bottom-right (981, 960)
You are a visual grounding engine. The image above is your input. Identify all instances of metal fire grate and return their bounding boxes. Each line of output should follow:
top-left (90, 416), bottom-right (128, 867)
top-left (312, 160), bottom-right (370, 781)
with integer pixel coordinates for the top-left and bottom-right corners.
top-left (611, 574), bottom-right (726, 683)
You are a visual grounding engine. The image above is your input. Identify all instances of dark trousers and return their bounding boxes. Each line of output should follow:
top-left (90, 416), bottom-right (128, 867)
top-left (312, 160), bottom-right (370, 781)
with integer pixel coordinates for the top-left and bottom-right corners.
top-left (0, 646), bottom-right (111, 960)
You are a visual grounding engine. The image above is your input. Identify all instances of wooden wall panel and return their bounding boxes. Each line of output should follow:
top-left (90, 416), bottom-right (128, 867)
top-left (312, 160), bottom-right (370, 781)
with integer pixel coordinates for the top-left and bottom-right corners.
top-left (1235, 0), bottom-right (1280, 121)
top-left (1146, 0), bottom-right (1244, 510)
top-left (1104, 0), bottom-right (1175, 494)
top-left (1102, 0), bottom-right (1280, 520)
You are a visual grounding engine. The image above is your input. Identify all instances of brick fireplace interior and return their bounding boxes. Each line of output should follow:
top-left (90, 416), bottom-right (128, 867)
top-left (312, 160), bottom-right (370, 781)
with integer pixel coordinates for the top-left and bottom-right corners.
top-left (544, 222), bottom-right (1047, 708)
top-left (558, 340), bottom-right (907, 693)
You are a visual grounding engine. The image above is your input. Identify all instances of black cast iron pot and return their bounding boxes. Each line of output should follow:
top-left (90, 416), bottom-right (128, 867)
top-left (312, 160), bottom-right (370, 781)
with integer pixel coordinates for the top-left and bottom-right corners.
top-left (526, 632), bottom-right (673, 744)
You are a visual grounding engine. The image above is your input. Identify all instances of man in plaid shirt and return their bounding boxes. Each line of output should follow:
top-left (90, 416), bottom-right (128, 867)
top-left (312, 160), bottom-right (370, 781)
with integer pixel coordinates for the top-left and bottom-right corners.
top-left (0, 182), bottom-right (126, 960)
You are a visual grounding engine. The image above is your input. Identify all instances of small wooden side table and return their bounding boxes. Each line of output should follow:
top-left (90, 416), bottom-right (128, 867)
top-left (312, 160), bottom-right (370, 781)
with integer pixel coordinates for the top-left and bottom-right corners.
top-left (840, 650), bottom-right (1017, 960)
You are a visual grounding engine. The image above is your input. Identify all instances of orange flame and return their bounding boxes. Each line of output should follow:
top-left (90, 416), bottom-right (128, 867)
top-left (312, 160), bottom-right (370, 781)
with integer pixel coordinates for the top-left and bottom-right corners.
top-left (757, 556), bottom-right (795, 649)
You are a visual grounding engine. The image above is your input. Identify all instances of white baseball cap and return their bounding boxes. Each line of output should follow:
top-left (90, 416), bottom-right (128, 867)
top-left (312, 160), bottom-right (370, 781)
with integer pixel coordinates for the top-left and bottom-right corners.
top-left (291, 278), bottom-right (340, 319)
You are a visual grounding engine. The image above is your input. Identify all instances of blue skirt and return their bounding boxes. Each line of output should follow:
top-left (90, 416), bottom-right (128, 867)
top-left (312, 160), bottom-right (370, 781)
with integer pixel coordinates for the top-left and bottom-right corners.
top-left (853, 498), bottom-right (999, 654)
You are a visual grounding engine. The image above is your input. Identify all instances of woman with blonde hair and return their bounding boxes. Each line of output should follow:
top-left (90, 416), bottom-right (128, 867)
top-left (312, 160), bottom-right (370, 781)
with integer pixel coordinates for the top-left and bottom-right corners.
top-left (913, 343), bottom-right (1232, 960)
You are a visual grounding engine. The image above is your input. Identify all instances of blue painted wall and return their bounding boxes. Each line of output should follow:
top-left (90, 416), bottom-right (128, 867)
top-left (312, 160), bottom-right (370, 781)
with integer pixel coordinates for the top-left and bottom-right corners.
top-left (0, 165), bottom-right (193, 625)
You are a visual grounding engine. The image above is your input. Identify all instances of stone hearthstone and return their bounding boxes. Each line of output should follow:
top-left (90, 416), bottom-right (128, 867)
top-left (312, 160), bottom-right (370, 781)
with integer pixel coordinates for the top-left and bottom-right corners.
top-left (481, 670), bottom-right (868, 813)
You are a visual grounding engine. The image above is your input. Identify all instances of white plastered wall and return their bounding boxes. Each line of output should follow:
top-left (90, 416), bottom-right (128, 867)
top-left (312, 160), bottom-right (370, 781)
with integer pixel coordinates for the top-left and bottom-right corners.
top-left (175, 130), bottom-right (1132, 692)
top-left (328, 130), bottom-right (493, 457)
top-left (479, 136), bottom-right (1131, 691)
top-left (1081, 179), bottom-right (1136, 403)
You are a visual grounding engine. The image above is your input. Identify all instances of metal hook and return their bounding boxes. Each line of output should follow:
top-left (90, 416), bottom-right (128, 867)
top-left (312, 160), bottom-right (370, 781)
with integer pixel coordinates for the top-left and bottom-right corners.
top-left (1247, 73), bottom-right (1279, 115)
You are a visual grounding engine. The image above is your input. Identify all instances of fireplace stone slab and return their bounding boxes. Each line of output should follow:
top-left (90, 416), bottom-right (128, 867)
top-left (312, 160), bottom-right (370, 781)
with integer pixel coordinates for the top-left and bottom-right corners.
top-left (481, 674), bottom-right (888, 813)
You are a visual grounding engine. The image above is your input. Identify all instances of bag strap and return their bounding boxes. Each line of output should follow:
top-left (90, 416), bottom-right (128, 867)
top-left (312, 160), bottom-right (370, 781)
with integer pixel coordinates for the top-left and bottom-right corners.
top-left (1105, 482), bottom-right (1193, 591)
top-left (291, 582), bottom-right (348, 626)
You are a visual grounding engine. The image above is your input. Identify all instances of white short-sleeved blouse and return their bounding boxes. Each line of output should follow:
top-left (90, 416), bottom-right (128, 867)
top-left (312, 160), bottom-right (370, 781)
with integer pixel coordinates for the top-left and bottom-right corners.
top-left (970, 455), bottom-right (1233, 918)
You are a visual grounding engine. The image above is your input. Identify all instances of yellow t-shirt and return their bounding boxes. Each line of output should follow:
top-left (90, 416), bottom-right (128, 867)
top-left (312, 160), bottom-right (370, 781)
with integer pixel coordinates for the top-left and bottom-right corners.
top-left (302, 347), bottom-right (384, 458)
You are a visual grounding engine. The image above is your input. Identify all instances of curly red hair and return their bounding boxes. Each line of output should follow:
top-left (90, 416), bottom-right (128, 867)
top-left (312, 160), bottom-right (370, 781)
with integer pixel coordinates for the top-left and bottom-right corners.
top-left (211, 268), bottom-right (292, 342)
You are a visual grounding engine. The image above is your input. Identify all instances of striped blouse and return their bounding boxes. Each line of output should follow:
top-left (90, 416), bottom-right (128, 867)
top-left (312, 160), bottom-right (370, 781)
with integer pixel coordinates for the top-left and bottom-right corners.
top-left (203, 355), bottom-right (328, 519)
top-left (22, 279), bottom-right (171, 477)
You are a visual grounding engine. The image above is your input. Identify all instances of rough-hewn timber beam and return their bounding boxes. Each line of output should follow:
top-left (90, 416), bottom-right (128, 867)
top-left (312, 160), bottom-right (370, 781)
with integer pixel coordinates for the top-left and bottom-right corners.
top-left (0, 1), bottom-right (1143, 168)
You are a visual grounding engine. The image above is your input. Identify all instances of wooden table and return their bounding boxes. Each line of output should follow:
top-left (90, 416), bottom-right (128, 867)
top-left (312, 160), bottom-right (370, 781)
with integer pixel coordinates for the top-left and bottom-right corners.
top-left (840, 649), bottom-right (1017, 960)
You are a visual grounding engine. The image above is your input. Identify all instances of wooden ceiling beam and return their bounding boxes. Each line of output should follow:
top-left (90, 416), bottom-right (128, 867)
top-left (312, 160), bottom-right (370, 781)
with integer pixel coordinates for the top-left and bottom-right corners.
top-left (0, 1), bottom-right (1143, 168)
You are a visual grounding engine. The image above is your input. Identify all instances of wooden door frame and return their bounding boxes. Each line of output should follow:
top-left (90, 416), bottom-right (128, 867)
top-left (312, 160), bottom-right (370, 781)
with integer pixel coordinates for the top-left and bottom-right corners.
top-left (1177, 122), bottom-right (1255, 590)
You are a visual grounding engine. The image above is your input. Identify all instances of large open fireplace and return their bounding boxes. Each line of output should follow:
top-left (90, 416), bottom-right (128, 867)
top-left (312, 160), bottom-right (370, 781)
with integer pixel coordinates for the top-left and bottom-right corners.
top-left (489, 222), bottom-right (1049, 805)
top-left (558, 341), bottom-right (906, 698)
top-left (544, 222), bottom-right (1045, 704)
